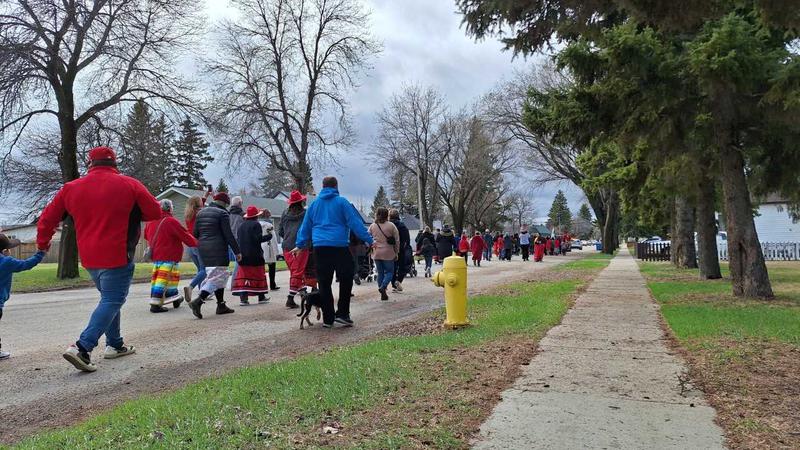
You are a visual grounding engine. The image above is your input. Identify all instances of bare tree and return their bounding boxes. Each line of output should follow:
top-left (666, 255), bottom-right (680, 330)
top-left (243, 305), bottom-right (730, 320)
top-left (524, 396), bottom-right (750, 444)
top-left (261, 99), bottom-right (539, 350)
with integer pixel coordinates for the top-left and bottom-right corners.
top-left (436, 111), bottom-right (517, 233)
top-left (209, 0), bottom-right (379, 194)
top-left (373, 84), bottom-right (447, 228)
top-left (0, 0), bottom-right (201, 278)
top-left (505, 190), bottom-right (536, 233)
top-left (483, 65), bottom-right (621, 252)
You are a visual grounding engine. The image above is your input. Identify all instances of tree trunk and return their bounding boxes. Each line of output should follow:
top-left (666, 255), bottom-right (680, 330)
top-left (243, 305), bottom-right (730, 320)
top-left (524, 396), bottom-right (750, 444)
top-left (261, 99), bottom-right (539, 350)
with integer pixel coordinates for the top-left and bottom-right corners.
top-left (416, 171), bottom-right (429, 227)
top-left (56, 116), bottom-right (81, 279)
top-left (695, 177), bottom-right (722, 279)
top-left (294, 160), bottom-right (311, 194)
top-left (672, 196), bottom-right (698, 268)
top-left (602, 191), bottom-right (619, 254)
top-left (719, 149), bottom-right (773, 298)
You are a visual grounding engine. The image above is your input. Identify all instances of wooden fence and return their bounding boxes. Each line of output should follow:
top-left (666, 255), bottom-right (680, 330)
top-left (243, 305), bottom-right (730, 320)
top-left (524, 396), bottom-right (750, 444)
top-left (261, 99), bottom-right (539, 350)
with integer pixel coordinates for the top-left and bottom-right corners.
top-left (636, 242), bottom-right (671, 261)
top-left (718, 242), bottom-right (800, 261)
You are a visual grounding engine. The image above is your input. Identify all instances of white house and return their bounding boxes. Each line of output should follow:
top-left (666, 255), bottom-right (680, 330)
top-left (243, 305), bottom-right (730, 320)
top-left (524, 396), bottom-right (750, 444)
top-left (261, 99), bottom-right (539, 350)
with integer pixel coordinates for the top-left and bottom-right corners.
top-left (750, 194), bottom-right (800, 242)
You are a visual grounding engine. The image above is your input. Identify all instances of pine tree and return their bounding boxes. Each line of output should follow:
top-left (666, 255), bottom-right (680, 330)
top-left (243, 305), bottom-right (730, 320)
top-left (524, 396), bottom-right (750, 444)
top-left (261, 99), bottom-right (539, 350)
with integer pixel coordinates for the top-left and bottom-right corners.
top-left (216, 178), bottom-right (229, 193)
top-left (371, 185), bottom-right (390, 217)
top-left (258, 165), bottom-right (293, 197)
top-left (173, 116), bottom-right (213, 190)
top-left (547, 190), bottom-right (573, 232)
top-left (578, 203), bottom-right (593, 222)
top-left (119, 100), bottom-right (175, 194)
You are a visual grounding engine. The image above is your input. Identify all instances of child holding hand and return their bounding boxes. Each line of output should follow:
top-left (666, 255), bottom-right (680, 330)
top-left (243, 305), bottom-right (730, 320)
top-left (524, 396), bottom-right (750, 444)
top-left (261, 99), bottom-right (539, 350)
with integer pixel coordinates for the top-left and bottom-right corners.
top-left (0, 234), bottom-right (45, 360)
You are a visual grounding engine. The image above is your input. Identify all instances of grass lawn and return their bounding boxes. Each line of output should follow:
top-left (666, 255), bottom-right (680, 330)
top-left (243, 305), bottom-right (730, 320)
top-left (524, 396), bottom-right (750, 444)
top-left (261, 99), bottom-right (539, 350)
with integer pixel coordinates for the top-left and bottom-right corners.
top-left (8, 261), bottom-right (609, 449)
top-left (640, 260), bottom-right (800, 449)
top-left (12, 261), bottom-right (287, 293)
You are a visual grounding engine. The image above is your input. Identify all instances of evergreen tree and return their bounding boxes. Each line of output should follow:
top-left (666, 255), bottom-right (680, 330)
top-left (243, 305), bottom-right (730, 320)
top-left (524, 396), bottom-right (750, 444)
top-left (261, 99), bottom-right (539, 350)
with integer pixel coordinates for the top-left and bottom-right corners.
top-left (371, 185), bottom-right (390, 217)
top-left (119, 99), bottom-right (175, 194)
top-left (578, 203), bottom-right (593, 222)
top-left (547, 190), bottom-right (572, 232)
top-left (173, 116), bottom-right (213, 189)
top-left (258, 165), bottom-right (293, 197)
top-left (216, 178), bottom-right (229, 193)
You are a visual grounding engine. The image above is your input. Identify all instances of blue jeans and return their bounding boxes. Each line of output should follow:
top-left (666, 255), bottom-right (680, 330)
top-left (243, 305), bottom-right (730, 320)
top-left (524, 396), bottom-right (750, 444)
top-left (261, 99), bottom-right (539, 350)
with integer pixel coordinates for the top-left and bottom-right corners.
top-left (484, 248), bottom-right (491, 261)
top-left (189, 247), bottom-right (206, 288)
top-left (79, 263), bottom-right (135, 352)
top-left (375, 259), bottom-right (395, 290)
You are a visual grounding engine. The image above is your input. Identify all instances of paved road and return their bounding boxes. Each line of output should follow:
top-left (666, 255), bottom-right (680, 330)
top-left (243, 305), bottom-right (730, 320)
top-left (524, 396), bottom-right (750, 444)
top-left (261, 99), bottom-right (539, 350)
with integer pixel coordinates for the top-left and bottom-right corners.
top-left (473, 250), bottom-right (726, 449)
top-left (0, 250), bottom-right (584, 443)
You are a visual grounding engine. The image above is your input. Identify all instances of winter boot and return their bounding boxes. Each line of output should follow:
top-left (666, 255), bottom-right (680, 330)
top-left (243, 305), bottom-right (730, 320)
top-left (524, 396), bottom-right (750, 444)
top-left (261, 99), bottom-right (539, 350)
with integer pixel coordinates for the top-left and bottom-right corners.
top-left (286, 295), bottom-right (299, 309)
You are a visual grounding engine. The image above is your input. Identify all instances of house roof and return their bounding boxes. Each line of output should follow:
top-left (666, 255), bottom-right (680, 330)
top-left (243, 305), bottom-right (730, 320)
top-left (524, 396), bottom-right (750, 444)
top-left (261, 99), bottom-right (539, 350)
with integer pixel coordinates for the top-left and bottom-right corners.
top-left (531, 224), bottom-right (551, 235)
top-left (157, 187), bottom-right (291, 217)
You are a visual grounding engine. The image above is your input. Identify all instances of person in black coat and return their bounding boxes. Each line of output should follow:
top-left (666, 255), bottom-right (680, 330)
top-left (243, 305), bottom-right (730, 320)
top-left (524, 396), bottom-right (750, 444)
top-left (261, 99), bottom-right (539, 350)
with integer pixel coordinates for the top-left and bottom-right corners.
top-left (416, 226), bottom-right (435, 252)
top-left (231, 206), bottom-right (272, 306)
top-left (436, 225), bottom-right (456, 262)
top-left (189, 193), bottom-right (241, 319)
top-left (389, 209), bottom-right (411, 291)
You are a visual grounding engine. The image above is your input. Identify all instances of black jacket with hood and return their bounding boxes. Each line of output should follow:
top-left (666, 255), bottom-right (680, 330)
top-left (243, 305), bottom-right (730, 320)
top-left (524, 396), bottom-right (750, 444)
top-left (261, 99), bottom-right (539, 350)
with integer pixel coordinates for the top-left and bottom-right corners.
top-left (279, 207), bottom-right (307, 251)
top-left (435, 227), bottom-right (456, 259)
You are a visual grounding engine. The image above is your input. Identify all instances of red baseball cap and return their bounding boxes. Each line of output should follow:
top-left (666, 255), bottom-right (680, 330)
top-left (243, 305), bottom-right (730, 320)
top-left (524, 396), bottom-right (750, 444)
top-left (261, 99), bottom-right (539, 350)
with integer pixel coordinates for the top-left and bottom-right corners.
top-left (88, 146), bottom-right (117, 163)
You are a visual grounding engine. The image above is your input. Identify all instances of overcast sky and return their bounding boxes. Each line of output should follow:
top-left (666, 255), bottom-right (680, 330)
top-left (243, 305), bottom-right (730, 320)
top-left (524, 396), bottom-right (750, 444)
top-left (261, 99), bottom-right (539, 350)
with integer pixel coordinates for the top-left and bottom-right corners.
top-left (0, 0), bottom-right (587, 225)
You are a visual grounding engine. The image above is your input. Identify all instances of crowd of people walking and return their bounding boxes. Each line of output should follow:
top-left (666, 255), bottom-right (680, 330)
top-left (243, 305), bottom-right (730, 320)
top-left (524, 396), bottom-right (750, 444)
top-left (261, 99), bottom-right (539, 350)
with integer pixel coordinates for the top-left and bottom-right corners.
top-left (0, 146), bottom-right (576, 371)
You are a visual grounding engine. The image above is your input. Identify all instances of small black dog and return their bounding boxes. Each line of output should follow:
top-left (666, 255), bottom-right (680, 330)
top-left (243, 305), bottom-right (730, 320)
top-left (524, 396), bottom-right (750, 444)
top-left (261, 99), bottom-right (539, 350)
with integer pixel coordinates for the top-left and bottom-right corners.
top-left (297, 288), bottom-right (322, 329)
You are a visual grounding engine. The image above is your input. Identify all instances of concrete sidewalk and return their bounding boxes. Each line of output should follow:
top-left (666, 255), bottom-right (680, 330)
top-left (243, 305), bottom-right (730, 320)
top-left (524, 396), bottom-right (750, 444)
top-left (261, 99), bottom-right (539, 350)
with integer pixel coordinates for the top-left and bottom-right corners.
top-left (473, 250), bottom-right (726, 449)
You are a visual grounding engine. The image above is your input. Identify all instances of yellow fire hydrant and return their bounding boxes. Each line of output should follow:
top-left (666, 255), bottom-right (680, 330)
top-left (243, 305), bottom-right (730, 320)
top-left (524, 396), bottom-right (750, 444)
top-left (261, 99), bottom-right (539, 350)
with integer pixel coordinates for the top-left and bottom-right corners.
top-left (432, 254), bottom-right (469, 329)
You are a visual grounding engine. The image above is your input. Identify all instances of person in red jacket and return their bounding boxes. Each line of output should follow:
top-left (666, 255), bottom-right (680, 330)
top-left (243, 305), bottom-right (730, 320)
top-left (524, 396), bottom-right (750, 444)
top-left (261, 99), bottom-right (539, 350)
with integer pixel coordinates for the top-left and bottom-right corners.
top-left (37, 146), bottom-right (161, 373)
top-left (470, 231), bottom-right (486, 267)
top-left (458, 231), bottom-right (470, 264)
top-left (144, 199), bottom-right (198, 313)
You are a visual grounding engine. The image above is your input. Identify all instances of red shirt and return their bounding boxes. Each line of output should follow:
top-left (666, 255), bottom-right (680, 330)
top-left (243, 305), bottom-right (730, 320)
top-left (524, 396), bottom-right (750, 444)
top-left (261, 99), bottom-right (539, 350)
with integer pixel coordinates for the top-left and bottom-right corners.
top-left (37, 166), bottom-right (162, 269)
top-left (145, 211), bottom-right (198, 262)
top-left (459, 236), bottom-right (470, 253)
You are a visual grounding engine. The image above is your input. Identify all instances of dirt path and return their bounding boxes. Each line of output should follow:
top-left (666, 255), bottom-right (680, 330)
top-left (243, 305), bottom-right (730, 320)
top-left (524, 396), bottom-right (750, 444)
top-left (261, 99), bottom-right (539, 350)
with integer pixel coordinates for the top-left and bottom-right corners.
top-left (473, 250), bottom-right (726, 449)
top-left (0, 251), bottom-right (584, 444)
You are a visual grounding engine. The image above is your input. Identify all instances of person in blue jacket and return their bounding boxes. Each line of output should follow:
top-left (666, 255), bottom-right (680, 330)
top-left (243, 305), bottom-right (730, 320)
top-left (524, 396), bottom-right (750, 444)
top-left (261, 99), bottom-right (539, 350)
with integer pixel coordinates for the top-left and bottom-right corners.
top-left (291, 176), bottom-right (374, 328)
top-left (0, 234), bottom-right (45, 360)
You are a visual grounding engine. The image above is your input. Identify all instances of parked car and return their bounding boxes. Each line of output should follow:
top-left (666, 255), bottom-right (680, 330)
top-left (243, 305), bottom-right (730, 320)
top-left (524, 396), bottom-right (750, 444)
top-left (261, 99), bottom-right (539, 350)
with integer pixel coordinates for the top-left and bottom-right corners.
top-left (571, 240), bottom-right (583, 250)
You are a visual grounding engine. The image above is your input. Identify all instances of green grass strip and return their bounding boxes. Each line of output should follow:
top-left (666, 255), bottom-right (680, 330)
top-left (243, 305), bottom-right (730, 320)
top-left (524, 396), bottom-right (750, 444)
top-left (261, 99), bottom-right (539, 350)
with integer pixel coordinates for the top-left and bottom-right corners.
top-left (556, 252), bottom-right (615, 271)
top-left (11, 279), bottom-right (582, 449)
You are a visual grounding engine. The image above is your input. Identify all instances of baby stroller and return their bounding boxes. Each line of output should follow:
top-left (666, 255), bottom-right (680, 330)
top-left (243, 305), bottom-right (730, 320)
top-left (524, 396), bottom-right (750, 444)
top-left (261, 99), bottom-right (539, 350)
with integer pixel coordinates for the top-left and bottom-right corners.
top-left (404, 246), bottom-right (417, 278)
top-left (353, 247), bottom-right (374, 285)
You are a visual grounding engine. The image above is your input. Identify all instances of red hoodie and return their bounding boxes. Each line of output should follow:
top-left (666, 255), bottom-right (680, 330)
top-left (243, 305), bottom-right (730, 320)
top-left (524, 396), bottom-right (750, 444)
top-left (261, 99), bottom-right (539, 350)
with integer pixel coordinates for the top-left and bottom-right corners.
top-left (37, 166), bottom-right (162, 269)
top-left (145, 210), bottom-right (198, 262)
top-left (459, 235), bottom-right (470, 253)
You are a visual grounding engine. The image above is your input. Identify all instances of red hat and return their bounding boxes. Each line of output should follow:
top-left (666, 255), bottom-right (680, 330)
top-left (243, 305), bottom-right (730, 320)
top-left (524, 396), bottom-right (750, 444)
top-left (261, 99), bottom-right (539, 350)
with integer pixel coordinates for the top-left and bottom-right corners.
top-left (88, 146), bottom-right (117, 163)
top-left (243, 205), bottom-right (264, 219)
top-left (213, 192), bottom-right (231, 206)
top-left (286, 190), bottom-right (307, 205)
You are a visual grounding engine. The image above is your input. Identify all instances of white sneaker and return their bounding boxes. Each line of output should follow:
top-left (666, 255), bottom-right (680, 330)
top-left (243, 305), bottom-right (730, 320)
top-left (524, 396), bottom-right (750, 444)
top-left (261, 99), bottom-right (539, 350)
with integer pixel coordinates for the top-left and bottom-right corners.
top-left (103, 345), bottom-right (136, 360)
top-left (63, 345), bottom-right (97, 372)
top-left (0, 350), bottom-right (10, 360)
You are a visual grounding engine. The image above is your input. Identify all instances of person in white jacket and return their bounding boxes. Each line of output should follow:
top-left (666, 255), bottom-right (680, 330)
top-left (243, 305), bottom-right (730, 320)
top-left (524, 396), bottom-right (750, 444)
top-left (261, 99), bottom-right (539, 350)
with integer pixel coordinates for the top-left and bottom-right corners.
top-left (261, 221), bottom-right (281, 291)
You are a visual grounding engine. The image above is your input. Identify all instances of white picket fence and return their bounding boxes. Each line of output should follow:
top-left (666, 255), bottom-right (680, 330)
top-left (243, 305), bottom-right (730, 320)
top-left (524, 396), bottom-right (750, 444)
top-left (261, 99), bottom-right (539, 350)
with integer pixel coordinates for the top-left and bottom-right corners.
top-left (718, 242), bottom-right (800, 261)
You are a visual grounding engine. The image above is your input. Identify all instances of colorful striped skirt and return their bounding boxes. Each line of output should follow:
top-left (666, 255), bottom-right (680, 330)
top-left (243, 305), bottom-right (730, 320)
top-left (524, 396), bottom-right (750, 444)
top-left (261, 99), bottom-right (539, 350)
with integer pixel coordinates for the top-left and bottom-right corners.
top-left (150, 261), bottom-right (181, 305)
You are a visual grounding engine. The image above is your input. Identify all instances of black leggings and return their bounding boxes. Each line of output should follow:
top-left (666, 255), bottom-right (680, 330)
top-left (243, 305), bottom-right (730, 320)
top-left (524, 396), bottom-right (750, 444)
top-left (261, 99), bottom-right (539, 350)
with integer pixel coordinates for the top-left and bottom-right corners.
top-left (314, 246), bottom-right (355, 324)
top-left (267, 263), bottom-right (277, 288)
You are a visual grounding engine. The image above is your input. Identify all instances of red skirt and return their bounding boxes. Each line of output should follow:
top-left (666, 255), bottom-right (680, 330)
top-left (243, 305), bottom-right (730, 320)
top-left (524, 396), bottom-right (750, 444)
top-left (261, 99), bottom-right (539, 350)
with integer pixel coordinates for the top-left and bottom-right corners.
top-left (231, 265), bottom-right (269, 295)
top-left (534, 244), bottom-right (545, 262)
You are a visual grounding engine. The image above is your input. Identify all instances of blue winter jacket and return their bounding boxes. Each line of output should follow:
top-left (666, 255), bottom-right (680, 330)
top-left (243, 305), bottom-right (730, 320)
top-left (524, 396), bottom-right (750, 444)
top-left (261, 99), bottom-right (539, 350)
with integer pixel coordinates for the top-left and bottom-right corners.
top-left (295, 187), bottom-right (374, 248)
top-left (0, 251), bottom-right (45, 309)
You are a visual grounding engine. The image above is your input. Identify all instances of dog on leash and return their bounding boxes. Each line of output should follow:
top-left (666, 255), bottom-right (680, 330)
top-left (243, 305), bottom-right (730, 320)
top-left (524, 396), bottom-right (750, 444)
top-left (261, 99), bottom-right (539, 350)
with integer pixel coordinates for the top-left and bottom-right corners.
top-left (297, 288), bottom-right (322, 329)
